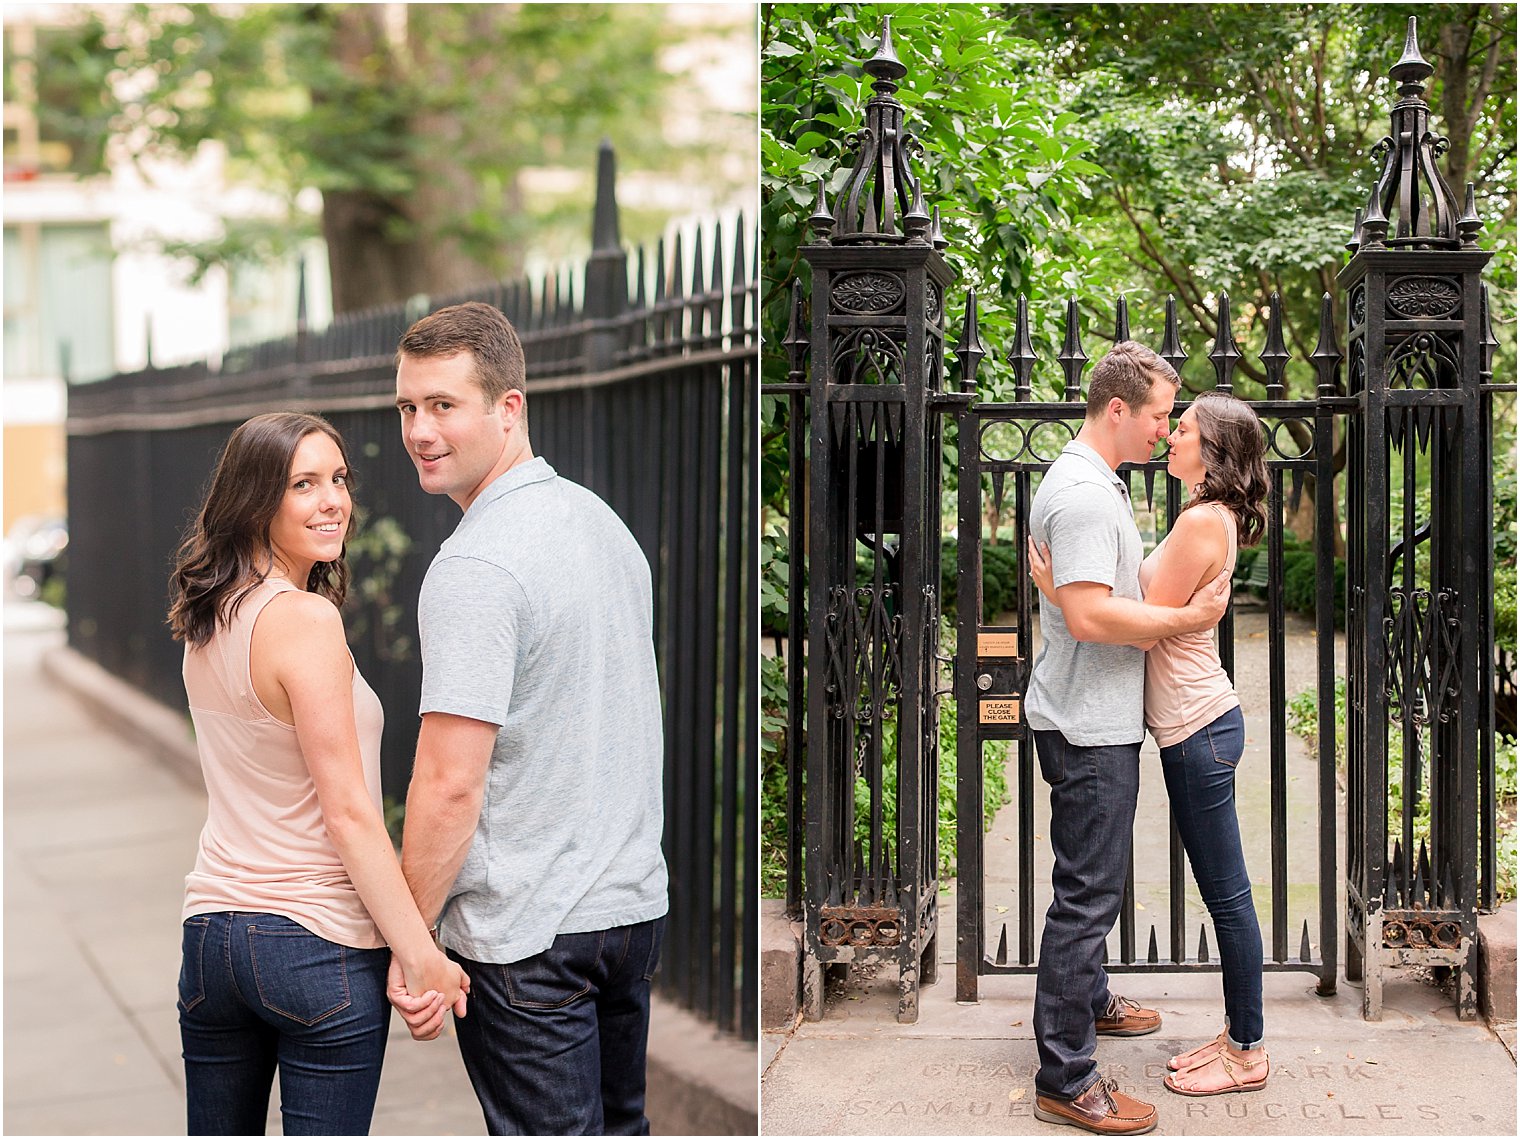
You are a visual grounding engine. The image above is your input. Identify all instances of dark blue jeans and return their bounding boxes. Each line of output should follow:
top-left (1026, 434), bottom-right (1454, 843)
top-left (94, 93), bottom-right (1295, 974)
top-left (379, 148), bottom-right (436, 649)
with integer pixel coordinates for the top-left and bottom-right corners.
top-left (450, 917), bottom-right (665, 1136)
top-left (1032, 731), bottom-right (1141, 1100)
top-left (1159, 705), bottom-right (1265, 1049)
top-left (178, 911), bottom-right (390, 1135)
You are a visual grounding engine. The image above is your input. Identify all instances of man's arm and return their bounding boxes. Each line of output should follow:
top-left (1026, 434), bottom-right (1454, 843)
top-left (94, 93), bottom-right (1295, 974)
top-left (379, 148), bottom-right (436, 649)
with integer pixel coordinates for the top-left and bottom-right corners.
top-left (400, 710), bottom-right (498, 925)
top-left (1054, 572), bottom-right (1229, 645)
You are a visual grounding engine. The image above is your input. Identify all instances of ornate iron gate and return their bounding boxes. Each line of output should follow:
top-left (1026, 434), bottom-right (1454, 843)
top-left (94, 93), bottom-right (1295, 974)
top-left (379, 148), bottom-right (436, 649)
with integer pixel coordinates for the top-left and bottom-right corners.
top-left (767, 15), bottom-right (1505, 1025)
top-left (951, 290), bottom-right (1343, 1001)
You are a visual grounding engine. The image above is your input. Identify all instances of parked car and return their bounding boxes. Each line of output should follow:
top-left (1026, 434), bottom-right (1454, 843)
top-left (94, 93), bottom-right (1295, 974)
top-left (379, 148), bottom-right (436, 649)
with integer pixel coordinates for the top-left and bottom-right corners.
top-left (4, 515), bottom-right (68, 600)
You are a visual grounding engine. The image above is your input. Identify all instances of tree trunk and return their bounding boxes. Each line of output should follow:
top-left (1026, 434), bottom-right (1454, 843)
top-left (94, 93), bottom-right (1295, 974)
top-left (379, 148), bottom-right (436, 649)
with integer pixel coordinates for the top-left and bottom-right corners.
top-left (318, 5), bottom-right (502, 314)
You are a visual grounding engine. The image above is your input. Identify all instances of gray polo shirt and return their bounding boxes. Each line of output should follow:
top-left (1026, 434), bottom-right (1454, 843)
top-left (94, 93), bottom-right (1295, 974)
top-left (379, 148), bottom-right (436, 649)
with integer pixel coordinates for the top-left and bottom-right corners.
top-left (417, 457), bottom-right (669, 964)
top-left (1025, 440), bottom-right (1146, 746)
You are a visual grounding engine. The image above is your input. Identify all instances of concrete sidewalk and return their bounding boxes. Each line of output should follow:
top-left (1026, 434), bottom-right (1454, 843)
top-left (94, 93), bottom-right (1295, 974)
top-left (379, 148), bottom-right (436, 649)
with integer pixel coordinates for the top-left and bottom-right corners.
top-left (3, 599), bottom-right (755, 1135)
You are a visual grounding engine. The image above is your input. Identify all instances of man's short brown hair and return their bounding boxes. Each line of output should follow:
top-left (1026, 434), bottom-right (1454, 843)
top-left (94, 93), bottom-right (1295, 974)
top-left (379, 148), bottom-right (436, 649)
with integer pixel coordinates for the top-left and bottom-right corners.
top-left (1085, 341), bottom-right (1179, 420)
top-left (396, 301), bottom-right (527, 413)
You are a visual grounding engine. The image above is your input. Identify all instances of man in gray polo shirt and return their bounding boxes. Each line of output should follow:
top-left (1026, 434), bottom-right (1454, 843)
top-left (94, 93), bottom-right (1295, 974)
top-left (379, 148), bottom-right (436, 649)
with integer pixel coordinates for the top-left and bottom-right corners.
top-left (1025, 342), bottom-right (1229, 1137)
top-left (386, 302), bottom-right (668, 1135)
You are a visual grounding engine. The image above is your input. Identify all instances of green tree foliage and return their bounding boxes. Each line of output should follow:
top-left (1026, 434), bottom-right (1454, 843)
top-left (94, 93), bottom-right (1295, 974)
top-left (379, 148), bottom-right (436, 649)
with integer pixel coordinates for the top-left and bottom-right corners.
top-left (29, 4), bottom-right (710, 312)
top-left (1006, 4), bottom-right (1516, 392)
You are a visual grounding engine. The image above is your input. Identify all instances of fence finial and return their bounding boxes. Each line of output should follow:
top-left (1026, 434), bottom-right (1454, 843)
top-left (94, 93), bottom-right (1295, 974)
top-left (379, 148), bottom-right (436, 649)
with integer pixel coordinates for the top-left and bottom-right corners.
top-left (954, 288), bottom-right (986, 393)
top-left (1356, 14), bottom-right (1460, 250)
top-left (592, 139), bottom-right (620, 253)
top-left (821, 15), bottom-right (929, 244)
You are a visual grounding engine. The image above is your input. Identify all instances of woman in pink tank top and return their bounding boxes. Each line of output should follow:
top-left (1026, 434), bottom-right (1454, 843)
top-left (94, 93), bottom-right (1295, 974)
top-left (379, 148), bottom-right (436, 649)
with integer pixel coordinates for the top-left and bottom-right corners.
top-left (1031, 392), bottom-right (1272, 1097)
top-left (167, 413), bottom-right (468, 1135)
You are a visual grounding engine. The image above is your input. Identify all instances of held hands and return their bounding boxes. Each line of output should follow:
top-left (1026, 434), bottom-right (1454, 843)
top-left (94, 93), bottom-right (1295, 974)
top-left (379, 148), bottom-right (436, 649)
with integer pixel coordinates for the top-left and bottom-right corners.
top-left (387, 950), bottom-right (470, 1042)
top-left (1026, 536), bottom-right (1056, 604)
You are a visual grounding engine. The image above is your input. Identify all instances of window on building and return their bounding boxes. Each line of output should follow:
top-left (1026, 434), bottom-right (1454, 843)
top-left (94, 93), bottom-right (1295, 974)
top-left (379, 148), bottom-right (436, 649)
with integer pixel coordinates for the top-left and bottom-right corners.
top-left (4, 224), bottom-right (116, 381)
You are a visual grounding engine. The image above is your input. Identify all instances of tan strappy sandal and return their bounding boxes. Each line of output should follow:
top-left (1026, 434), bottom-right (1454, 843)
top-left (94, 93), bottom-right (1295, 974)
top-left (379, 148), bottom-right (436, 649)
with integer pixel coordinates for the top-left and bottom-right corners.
top-left (1167, 1031), bottom-right (1229, 1072)
top-left (1163, 1049), bottom-right (1269, 1096)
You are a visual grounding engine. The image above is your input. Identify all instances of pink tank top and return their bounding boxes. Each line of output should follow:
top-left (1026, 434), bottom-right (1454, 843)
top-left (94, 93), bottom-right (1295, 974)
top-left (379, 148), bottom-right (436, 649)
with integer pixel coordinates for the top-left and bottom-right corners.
top-left (1138, 503), bottom-right (1240, 748)
top-left (181, 578), bottom-right (385, 948)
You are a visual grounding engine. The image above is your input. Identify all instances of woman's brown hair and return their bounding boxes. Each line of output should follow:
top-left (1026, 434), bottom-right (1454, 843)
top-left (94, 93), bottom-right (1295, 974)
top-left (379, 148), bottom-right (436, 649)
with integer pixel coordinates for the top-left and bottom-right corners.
top-left (168, 413), bottom-right (352, 646)
top-left (1183, 391), bottom-right (1270, 548)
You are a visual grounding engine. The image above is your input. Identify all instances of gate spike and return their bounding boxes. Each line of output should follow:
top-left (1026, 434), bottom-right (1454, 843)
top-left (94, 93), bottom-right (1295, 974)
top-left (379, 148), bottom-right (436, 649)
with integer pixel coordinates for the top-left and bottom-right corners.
top-left (1208, 291), bottom-right (1243, 393)
top-left (1347, 206), bottom-right (1364, 253)
top-left (996, 924), bottom-right (1009, 966)
top-left (1058, 298), bottom-right (1087, 402)
top-left (1008, 295), bottom-right (1037, 402)
top-left (733, 213), bottom-right (751, 333)
top-left (831, 401), bottom-right (850, 448)
top-left (1147, 925), bottom-right (1159, 964)
top-left (886, 402), bottom-right (903, 446)
top-left (1101, 940), bottom-right (1109, 965)
top-left (1114, 295), bottom-right (1130, 343)
top-left (1300, 920), bottom-right (1312, 962)
top-left (991, 470), bottom-right (1007, 525)
top-left (1122, 468), bottom-right (1136, 505)
top-left (1410, 833), bottom-right (1422, 906)
top-left (853, 838), bottom-right (866, 901)
top-left (1142, 468), bottom-right (1157, 513)
top-left (1480, 285), bottom-right (1500, 380)
top-left (1388, 406), bottom-right (1407, 451)
top-left (1288, 468), bottom-right (1305, 516)
top-left (1159, 295), bottom-right (1189, 378)
top-left (710, 218), bottom-right (725, 328)
top-left (690, 227), bottom-right (707, 309)
top-left (955, 288), bottom-right (987, 393)
top-left (1458, 182), bottom-right (1483, 248)
top-left (1390, 839), bottom-right (1405, 906)
top-left (1414, 405), bottom-right (1434, 454)
top-left (1260, 293), bottom-right (1290, 399)
top-left (1310, 293), bottom-right (1342, 397)
top-left (880, 848), bottom-right (895, 907)
top-left (1197, 925), bottom-right (1210, 963)
top-left (1440, 864), bottom-right (1456, 910)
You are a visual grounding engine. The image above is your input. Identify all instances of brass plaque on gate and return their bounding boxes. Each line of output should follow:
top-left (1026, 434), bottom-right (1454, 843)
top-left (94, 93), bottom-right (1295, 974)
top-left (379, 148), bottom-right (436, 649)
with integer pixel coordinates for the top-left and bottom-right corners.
top-left (980, 698), bottom-right (1021, 725)
top-left (977, 632), bottom-right (1019, 657)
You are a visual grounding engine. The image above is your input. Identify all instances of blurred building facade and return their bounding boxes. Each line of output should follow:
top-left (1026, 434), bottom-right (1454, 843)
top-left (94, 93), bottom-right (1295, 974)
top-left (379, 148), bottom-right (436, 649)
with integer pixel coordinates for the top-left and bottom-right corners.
top-left (2, 1), bottom-right (756, 536)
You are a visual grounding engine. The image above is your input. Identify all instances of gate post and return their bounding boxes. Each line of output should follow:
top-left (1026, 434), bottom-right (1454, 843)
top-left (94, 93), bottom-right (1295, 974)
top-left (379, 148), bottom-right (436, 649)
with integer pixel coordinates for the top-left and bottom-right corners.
top-left (798, 18), bottom-right (955, 1024)
top-left (1339, 17), bottom-right (1491, 1020)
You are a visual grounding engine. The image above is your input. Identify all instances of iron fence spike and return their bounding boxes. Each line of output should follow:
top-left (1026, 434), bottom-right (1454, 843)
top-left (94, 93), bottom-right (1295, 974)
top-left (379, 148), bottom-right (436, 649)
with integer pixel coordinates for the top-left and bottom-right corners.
top-left (1288, 468), bottom-right (1305, 516)
top-left (887, 401), bottom-right (903, 447)
top-left (1147, 925), bottom-right (1159, 964)
top-left (1197, 924), bottom-right (1210, 963)
top-left (1208, 290), bottom-right (1242, 393)
top-left (1143, 468), bottom-right (1156, 513)
top-left (996, 924), bottom-right (1009, 966)
top-left (1310, 293), bottom-right (1342, 397)
top-left (1458, 182), bottom-right (1483, 247)
top-left (1261, 293), bottom-right (1290, 398)
top-left (955, 289), bottom-right (987, 393)
top-left (1300, 920), bottom-right (1312, 962)
top-left (1058, 297), bottom-right (1087, 401)
top-left (1114, 295), bottom-right (1130, 343)
top-left (1160, 294), bottom-right (1189, 377)
top-left (1101, 940), bottom-right (1109, 965)
top-left (1009, 295), bottom-right (1037, 400)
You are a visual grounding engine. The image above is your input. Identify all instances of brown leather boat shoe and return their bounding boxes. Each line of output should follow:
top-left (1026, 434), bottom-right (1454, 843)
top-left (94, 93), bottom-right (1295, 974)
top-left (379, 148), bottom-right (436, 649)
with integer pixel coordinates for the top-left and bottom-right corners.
top-left (1094, 993), bottom-right (1161, 1036)
top-left (1034, 1076), bottom-right (1158, 1135)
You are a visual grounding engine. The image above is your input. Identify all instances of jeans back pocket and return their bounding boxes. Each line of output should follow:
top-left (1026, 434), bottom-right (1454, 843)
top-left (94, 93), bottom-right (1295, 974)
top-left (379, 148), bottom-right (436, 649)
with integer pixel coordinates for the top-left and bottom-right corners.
top-left (247, 920), bottom-right (352, 1026)
top-left (502, 930), bottom-right (603, 1010)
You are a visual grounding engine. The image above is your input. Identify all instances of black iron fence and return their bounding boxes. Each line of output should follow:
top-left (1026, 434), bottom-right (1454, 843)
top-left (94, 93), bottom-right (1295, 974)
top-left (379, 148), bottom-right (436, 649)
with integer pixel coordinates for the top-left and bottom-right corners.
top-left (64, 144), bottom-right (759, 1039)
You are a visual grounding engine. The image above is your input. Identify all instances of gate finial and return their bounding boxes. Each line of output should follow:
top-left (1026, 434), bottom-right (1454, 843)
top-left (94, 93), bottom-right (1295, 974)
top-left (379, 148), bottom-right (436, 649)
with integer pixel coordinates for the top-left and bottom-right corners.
top-left (1355, 15), bottom-right (1461, 250)
top-left (822, 17), bottom-right (930, 244)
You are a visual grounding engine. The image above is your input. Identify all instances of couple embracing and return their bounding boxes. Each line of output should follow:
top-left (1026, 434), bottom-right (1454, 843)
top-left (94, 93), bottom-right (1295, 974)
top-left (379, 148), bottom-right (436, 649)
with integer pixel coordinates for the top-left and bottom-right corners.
top-left (1022, 342), bottom-right (1273, 1135)
top-left (168, 303), bottom-right (667, 1136)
